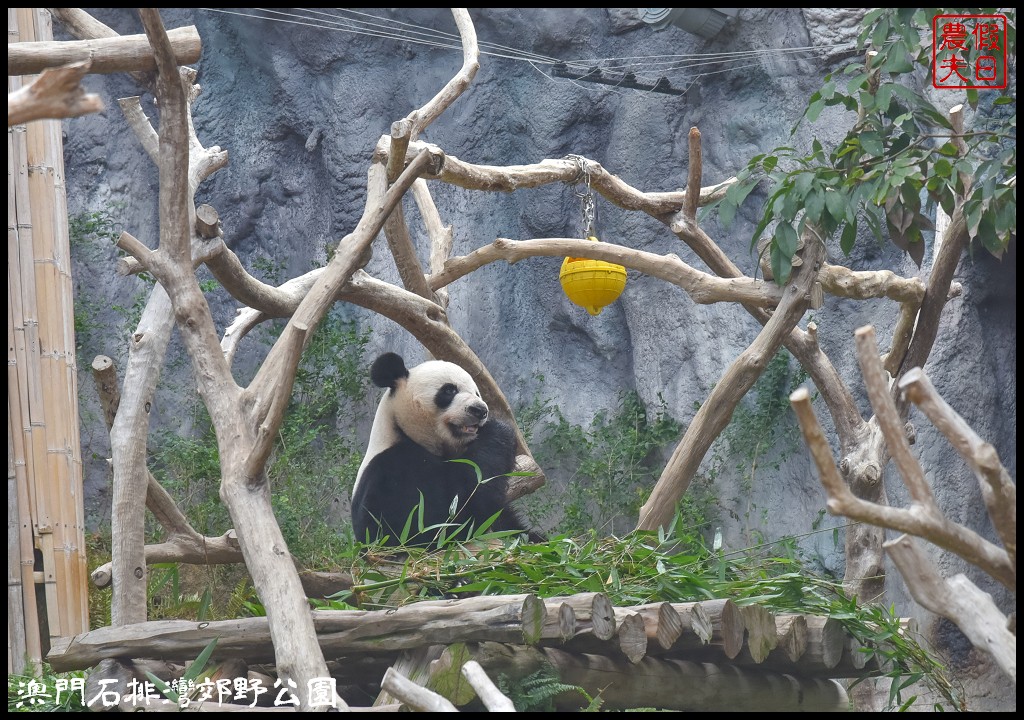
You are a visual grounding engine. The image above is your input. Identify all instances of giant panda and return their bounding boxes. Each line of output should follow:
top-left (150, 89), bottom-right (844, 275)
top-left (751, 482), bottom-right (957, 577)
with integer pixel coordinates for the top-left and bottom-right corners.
top-left (351, 352), bottom-right (541, 548)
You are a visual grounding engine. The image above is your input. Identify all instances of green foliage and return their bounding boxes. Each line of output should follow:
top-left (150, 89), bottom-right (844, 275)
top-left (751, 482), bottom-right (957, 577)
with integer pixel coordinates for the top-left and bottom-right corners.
top-left (250, 256), bottom-right (286, 284)
top-left (148, 563), bottom-right (214, 621)
top-left (518, 383), bottom-right (686, 537)
top-left (497, 665), bottom-right (598, 712)
top-left (68, 205), bottom-right (123, 248)
top-left (145, 638), bottom-right (219, 706)
top-left (329, 515), bottom-right (957, 711)
top-left (8, 666), bottom-right (88, 712)
top-left (703, 8), bottom-right (1016, 283)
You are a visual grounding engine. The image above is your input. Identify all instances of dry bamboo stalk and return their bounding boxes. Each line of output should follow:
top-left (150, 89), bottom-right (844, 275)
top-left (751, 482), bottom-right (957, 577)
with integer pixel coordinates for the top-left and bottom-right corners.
top-left (8, 416), bottom-right (29, 674)
top-left (10, 104), bottom-right (45, 522)
top-left (8, 163), bottom-right (45, 676)
top-left (28, 123), bottom-right (73, 640)
top-left (22, 8), bottom-right (87, 637)
top-left (7, 7), bottom-right (45, 673)
top-left (46, 105), bottom-right (88, 630)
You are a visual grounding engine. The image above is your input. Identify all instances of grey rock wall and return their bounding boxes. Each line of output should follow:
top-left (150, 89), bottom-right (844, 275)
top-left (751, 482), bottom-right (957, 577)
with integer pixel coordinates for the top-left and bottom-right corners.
top-left (59, 8), bottom-right (1014, 710)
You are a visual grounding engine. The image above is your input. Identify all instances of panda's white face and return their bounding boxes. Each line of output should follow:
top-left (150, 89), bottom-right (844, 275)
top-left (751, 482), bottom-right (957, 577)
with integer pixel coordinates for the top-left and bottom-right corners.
top-left (357, 354), bottom-right (490, 489)
top-left (394, 360), bottom-right (489, 458)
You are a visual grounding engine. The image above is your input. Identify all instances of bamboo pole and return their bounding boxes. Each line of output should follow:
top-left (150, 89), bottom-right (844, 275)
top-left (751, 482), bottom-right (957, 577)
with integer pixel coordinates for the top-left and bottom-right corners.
top-left (50, 104), bottom-right (89, 627)
top-left (8, 6), bottom-right (90, 655)
top-left (8, 7), bottom-right (44, 674)
top-left (26, 62), bottom-right (67, 639)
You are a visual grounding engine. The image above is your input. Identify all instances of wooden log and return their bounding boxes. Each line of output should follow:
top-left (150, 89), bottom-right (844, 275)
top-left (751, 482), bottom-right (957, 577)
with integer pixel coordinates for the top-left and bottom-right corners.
top-left (542, 601), bottom-right (576, 643)
top-left (90, 356), bottom-right (120, 430)
top-left (826, 632), bottom-right (883, 678)
top-left (630, 602), bottom-right (683, 651)
top-left (736, 604), bottom-right (779, 663)
top-left (771, 613), bottom-right (809, 664)
top-left (616, 612), bottom-right (648, 664)
top-left (555, 592), bottom-right (616, 640)
top-left (677, 600), bottom-right (713, 646)
top-left (689, 598), bottom-right (745, 658)
top-left (46, 595), bottom-right (543, 671)
top-left (466, 642), bottom-right (850, 712)
top-left (547, 592), bottom-right (619, 659)
top-left (798, 615), bottom-right (846, 672)
top-left (8, 25), bottom-right (202, 75)
top-left (195, 203), bottom-right (220, 239)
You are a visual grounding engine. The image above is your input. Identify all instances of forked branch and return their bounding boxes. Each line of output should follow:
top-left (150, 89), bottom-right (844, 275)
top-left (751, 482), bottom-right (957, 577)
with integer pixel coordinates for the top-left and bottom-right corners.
top-left (790, 326), bottom-right (1015, 595)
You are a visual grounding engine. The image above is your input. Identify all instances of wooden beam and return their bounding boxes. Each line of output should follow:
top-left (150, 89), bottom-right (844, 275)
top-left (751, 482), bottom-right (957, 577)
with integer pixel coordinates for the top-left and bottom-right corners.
top-left (462, 642), bottom-right (851, 712)
top-left (8, 25), bottom-right (201, 76)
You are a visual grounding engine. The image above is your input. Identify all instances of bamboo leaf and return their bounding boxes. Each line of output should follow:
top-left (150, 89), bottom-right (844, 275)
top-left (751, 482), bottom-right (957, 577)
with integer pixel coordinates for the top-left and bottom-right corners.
top-left (840, 221), bottom-right (857, 255)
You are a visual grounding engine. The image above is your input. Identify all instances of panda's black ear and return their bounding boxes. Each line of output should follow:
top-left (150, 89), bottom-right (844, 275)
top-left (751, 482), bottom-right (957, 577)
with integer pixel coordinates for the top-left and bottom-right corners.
top-left (371, 352), bottom-right (409, 389)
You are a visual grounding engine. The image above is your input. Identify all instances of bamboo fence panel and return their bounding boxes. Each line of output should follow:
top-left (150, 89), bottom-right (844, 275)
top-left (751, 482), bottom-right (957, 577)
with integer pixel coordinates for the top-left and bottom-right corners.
top-left (8, 6), bottom-right (89, 673)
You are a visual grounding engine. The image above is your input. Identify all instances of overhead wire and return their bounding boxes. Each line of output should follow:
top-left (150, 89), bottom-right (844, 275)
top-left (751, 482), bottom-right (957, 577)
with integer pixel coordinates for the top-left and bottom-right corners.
top-left (199, 8), bottom-right (848, 96)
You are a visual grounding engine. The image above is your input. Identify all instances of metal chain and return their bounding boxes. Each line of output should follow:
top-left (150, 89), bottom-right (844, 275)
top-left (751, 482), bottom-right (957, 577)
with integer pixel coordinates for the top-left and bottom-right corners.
top-left (566, 154), bottom-right (597, 238)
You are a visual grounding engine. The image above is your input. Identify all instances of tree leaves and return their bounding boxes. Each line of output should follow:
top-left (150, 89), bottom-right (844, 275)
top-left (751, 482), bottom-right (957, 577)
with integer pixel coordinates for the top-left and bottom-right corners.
top-left (741, 7), bottom-right (1015, 274)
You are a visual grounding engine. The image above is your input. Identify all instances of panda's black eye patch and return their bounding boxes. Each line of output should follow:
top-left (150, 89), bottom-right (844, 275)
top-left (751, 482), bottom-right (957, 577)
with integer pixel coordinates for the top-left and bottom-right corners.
top-left (434, 383), bottom-right (458, 408)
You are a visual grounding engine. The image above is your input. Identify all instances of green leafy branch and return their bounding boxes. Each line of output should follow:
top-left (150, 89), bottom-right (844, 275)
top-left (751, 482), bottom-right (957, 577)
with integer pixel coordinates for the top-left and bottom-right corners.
top-left (704, 7), bottom-right (1015, 283)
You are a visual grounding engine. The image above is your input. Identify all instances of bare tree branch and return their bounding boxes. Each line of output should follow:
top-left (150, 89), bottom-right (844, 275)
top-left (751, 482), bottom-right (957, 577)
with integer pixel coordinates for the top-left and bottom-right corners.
top-left (432, 237), bottom-right (784, 307)
top-left (405, 8), bottom-right (479, 139)
top-left (401, 139), bottom-right (733, 215)
top-left (885, 535), bottom-right (1015, 680)
top-left (244, 149), bottom-right (437, 425)
top-left (683, 127), bottom-right (702, 222)
top-left (461, 660), bottom-right (517, 712)
top-left (134, 9), bottom-right (345, 709)
top-left (118, 96), bottom-right (159, 162)
top-left (854, 326), bottom-right (935, 507)
top-left (8, 60), bottom-right (103, 126)
top-left (8, 25), bottom-right (201, 75)
top-left (790, 353), bottom-right (1015, 591)
top-left (637, 227), bottom-right (826, 531)
top-left (669, 213), bottom-right (866, 452)
top-left (381, 667), bottom-right (459, 712)
top-left (899, 368), bottom-right (1016, 578)
top-left (818, 264), bottom-right (926, 303)
top-left (416, 178), bottom-right (454, 310)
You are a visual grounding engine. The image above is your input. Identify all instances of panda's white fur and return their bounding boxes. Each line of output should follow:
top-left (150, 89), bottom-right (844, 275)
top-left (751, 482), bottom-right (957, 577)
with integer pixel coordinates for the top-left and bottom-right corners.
top-left (351, 352), bottom-right (539, 547)
top-left (354, 358), bottom-right (486, 495)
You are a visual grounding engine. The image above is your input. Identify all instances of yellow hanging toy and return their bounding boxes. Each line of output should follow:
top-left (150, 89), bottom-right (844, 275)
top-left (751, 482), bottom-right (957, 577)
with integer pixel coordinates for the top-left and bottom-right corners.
top-left (560, 237), bottom-right (628, 316)
top-left (559, 156), bottom-right (626, 316)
